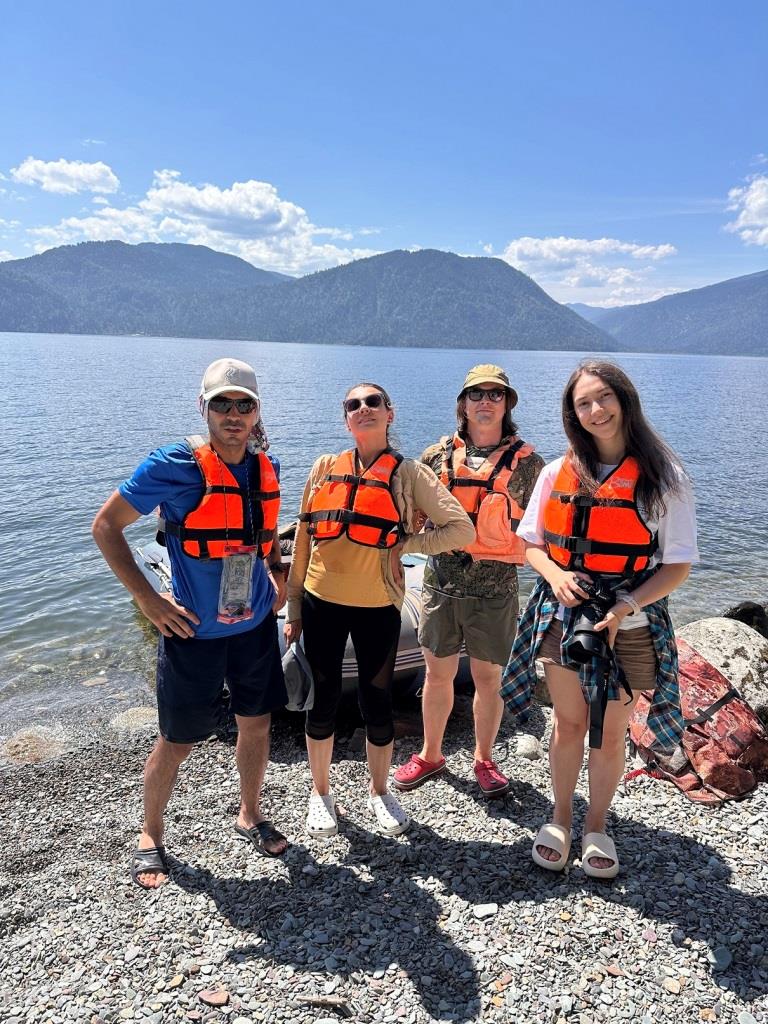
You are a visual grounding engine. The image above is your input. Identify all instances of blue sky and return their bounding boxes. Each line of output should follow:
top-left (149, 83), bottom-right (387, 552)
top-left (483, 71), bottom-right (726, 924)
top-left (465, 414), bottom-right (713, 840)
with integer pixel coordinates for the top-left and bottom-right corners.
top-left (1, 1), bottom-right (766, 306)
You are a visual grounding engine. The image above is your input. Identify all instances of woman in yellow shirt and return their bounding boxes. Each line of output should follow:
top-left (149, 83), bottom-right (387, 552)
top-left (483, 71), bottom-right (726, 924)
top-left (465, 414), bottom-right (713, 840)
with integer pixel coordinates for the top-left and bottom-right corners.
top-left (285, 382), bottom-right (474, 838)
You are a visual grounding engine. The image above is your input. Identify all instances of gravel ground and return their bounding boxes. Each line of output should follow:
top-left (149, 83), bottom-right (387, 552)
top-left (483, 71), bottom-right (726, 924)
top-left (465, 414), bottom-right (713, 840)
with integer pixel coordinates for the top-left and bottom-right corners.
top-left (1, 696), bottom-right (767, 1024)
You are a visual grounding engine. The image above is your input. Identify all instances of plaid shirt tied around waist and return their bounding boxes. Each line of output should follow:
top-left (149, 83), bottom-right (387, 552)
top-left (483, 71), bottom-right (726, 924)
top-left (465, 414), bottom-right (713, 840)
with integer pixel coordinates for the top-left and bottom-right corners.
top-left (499, 572), bottom-right (684, 752)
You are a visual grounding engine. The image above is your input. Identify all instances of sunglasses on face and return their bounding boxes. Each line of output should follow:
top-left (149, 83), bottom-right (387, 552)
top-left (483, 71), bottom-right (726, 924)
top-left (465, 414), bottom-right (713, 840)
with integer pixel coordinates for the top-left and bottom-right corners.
top-left (343, 394), bottom-right (385, 413)
top-left (208, 396), bottom-right (259, 414)
top-left (465, 387), bottom-right (506, 403)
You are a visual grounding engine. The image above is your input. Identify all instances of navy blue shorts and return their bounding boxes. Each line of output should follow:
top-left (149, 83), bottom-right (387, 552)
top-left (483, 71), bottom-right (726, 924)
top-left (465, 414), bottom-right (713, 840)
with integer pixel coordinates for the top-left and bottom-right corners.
top-left (156, 611), bottom-right (288, 744)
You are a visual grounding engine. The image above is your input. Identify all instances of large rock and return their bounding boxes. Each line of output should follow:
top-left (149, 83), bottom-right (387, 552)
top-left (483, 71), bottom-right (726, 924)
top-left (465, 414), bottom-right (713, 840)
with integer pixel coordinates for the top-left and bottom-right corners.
top-left (109, 706), bottom-right (159, 733)
top-left (2, 727), bottom-right (67, 765)
top-left (677, 617), bottom-right (768, 725)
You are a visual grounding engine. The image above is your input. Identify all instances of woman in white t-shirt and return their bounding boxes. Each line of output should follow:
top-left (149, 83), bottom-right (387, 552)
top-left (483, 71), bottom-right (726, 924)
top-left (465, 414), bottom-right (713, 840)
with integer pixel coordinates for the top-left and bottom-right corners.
top-left (505, 360), bottom-right (698, 879)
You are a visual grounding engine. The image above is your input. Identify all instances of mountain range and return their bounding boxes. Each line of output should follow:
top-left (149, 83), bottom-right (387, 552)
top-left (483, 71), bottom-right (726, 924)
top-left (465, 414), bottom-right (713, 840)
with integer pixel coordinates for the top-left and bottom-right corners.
top-left (0, 241), bottom-right (613, 351)
top-left (569, 270), bottom-right (768, 355)
top-left (0, 240), bottom-right (766, 355)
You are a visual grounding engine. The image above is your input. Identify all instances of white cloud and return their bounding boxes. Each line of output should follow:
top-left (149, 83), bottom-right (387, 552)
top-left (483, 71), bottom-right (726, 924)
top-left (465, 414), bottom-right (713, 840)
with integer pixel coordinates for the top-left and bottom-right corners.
top-left (726, 174), bottom-right (768, 246)
top-left (0, 250), bottom-right (14, 261)
top-left (141, 170), bottom-right (306, 240)
top-left (92, 196), bottom-right (110, 205)
top-left (24, 169), bottom-right (378, 274)
top-left (29, 206), bottom-right (158, 247)
top-left (502, 235), bottom-right (676, 266)
top-left (495, 234), bottom-right (678, 306)
top-left (81, 138), bottom-right (106, 147)
top-left (593, 285), bottom-right (682, 309)
top-left (10, 157), bottom-right (119, 195)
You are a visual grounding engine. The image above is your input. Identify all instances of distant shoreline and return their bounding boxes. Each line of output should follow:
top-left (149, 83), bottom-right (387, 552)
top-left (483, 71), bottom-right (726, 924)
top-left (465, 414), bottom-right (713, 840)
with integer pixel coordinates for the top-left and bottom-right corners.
top-left (3, 329), bottom-right (768, 359)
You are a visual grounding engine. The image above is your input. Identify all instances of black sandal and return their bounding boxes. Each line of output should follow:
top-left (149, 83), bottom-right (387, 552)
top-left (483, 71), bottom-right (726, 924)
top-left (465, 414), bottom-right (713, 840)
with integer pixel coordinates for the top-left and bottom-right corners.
top-left (130, 845), bottom-right (170, 889)
top-left (234, 820), bottom-right (288, 857)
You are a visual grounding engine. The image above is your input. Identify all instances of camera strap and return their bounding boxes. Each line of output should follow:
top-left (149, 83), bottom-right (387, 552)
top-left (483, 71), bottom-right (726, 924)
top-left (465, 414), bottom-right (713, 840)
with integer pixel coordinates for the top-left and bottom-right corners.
top-left (587, 650), bottom-right (632, 749)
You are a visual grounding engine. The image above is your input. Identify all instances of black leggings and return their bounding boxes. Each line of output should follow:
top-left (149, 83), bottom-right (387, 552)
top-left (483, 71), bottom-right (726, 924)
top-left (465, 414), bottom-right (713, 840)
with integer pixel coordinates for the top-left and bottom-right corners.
top-left (302, 591), bottom-right (401, 746)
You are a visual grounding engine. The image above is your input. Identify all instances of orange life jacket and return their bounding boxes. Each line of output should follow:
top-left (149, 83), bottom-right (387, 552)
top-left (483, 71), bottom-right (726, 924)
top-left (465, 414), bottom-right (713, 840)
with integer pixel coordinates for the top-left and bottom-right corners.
top-left (542, 455), bottom-right (657, 576)
top-left (440, 433), bottom-right (534, 565)
top-left (158, 436), bottom-right (280, 560)
top-left (300, 448), bottom-right (404, 549)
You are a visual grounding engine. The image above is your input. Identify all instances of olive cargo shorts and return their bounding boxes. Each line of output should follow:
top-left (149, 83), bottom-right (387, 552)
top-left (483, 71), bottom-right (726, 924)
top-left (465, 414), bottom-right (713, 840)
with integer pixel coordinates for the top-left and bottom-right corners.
top-left (418, 586), bottom-right (519, 667)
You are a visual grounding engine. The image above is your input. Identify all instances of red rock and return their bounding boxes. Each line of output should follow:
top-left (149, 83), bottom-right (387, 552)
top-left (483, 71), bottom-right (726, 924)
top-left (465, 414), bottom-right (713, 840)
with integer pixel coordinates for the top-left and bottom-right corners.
top-left (198, 988), bottom-right (229, 1007)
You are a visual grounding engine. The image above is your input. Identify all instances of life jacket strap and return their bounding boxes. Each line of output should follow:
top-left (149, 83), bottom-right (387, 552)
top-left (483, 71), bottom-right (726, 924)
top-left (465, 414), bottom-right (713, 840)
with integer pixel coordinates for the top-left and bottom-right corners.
top-left (249, 489), bottom-right (281, 501)
top-left (303, 508), bottom-right (403, 533)
top-left (489, 439), bottom-right (524, 481)
top-left (449, 478), bottom-right (495, 490)
top-left (544, 529), bottom-right (657, 557)
top-left (204, 483), bottom-right (242, 495)
top-left (158, 518), bottom-right (273, 545)
top-left (203, 483), bottom-right (280, 501)
top-left (325, 474), bottom-right (391, 490)
top-left (550, 490), bottom-right (636, 509)
top-left (444, 436), bottom-right (525, 491)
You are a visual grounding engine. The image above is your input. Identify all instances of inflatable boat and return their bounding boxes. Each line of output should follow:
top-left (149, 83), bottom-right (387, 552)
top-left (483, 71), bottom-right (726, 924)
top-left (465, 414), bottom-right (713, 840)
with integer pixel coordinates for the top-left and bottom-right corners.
top-left (133, 523), bottom-right (467, 694)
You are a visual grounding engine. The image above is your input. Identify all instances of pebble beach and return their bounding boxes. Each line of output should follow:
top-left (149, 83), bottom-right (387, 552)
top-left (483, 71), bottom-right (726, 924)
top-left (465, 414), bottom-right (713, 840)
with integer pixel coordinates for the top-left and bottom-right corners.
top-left (1, 697), bottom-right (767, 1024)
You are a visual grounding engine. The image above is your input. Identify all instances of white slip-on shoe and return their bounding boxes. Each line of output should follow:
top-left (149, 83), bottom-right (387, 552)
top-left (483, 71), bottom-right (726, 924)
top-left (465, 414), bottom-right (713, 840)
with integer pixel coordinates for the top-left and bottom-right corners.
top-left (368, 791), bottom-right (411, 837)
top-left (531, 823), bottom-right (571, 872)
top-left (306, 793), bottom-right (338, 838)
top-left (581, 832), bottom-right (619, 879)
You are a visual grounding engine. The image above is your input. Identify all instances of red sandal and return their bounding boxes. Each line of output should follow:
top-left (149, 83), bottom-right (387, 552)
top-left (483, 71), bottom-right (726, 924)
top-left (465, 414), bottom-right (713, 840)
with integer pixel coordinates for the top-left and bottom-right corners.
top-left (392, 754), bottom-right (446, 791)
top-left (473, 759), bottom-right (510, 798)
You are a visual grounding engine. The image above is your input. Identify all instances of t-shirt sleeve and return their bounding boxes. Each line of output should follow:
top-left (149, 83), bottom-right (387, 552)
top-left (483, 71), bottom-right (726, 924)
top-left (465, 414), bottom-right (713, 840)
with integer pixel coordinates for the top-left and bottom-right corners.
top-left (268, 453), bottom-right (281, 482)
top-left (516, 458), bottom-right (562, 545)
top-left (118, 445), bottom-right (193, 516)
top-left (656, 469), bottom-right (699, 564)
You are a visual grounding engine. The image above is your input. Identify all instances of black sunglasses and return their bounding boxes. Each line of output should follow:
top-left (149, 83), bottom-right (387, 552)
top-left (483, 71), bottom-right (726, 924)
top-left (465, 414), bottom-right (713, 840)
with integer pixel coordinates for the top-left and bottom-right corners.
top-left (465, 387), bottom-right (506, 403)
top-left (208, 396), bottom-right (259, 414)
top-left (343, 394), bottom-right (385, 413)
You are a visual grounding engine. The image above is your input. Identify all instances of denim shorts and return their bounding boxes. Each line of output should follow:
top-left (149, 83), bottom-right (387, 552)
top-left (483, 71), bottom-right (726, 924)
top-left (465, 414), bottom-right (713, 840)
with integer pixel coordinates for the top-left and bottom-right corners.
top-left (156, 611), bottom-right (288, 743)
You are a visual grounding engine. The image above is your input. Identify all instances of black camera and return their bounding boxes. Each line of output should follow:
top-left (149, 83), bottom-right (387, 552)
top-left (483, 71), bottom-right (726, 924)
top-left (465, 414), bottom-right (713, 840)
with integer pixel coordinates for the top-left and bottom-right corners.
top-left (566, 577), bottom-right (616, 664)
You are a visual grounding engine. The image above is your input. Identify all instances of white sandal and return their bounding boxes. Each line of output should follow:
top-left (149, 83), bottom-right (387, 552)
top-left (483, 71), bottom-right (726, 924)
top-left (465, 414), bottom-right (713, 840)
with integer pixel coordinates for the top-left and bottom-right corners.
top-left (531, 823), bottom-right (572, 872)
top-left (306, 793), bottom-right (338, 837)
top-left (368, 791), bottom-right (411, 836)
top-left (581, 832), bottom-right (619, 879)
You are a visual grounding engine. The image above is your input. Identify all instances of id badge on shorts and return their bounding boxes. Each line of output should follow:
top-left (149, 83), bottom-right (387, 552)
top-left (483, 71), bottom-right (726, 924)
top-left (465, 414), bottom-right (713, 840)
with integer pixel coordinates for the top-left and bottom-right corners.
top-left (217, 544), bottom-right (257, 624)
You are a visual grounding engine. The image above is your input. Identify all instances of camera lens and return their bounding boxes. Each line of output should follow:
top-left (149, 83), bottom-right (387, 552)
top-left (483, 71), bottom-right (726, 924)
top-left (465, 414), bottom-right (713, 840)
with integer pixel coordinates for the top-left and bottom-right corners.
top-left (564, 583), bottom-right (612, 664)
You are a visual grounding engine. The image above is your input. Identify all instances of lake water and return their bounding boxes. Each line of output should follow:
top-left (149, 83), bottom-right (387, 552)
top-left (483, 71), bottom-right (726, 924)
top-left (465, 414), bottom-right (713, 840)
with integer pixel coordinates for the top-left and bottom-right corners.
top-left (1, 332), bottom-right (767, 733)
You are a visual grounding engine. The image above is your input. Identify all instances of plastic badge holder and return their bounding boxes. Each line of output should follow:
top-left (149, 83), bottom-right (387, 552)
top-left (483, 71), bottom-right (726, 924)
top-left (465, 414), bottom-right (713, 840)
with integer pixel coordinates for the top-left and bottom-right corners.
top-left (217, 544), bottom-right (257, 624)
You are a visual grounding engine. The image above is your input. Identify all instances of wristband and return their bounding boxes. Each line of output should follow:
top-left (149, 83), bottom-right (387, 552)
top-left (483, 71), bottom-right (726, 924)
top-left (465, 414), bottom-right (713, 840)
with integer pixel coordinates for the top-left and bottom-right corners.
top-left (616, 590), bottom-right (641, 616)
top-left (268, 562), bottom-right (288, 577)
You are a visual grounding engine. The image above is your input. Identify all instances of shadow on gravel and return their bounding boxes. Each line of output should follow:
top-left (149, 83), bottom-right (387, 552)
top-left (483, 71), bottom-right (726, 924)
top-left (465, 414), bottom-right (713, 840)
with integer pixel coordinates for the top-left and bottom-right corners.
top-left (172, 820), bottom-right (484, 1022)
top-left (172, 799), bottom-right (767, 1016)
top-left (439, 794), bottom-right (768, 1007)
top-left (438, 765), bottom-right (552, 820)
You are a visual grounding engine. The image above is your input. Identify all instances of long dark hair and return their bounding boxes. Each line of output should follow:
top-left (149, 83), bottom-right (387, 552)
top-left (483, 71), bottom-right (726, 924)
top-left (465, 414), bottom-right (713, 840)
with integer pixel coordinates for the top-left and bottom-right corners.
top-left (562, 360), bottom-right (681, 516)
top-left (456, 393), bottom-right (518, 440)
top-left (343, 381), bottom-right (397, 449)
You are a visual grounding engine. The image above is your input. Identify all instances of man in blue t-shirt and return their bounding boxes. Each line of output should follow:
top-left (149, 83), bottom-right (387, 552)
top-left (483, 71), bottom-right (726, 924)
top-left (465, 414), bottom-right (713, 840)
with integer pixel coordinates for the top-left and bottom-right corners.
top-left (93, 358), bottom-right (289, 889)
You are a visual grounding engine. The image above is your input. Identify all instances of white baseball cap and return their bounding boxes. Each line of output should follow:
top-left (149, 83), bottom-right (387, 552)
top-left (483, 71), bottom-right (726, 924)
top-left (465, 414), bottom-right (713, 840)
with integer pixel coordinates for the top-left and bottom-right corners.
top-left (200, 358), bottom-right (260, 402)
